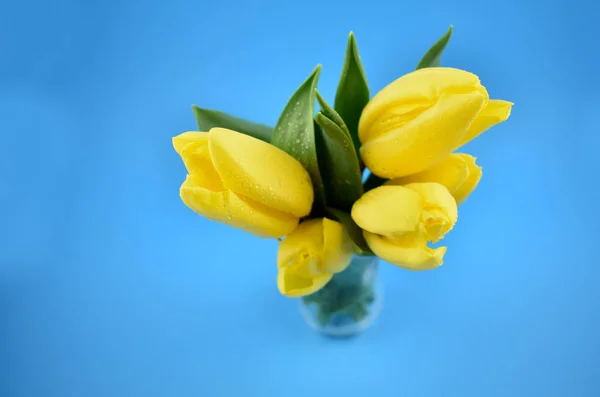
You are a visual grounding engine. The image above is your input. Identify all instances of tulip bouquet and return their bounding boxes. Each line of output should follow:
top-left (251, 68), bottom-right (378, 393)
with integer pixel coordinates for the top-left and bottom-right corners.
top-left (172, 26), bottom-right (512, 335)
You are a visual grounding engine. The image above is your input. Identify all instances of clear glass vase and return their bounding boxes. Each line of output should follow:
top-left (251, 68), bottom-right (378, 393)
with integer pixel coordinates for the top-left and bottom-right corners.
top-left (299, 254), bottom-right (382, 337)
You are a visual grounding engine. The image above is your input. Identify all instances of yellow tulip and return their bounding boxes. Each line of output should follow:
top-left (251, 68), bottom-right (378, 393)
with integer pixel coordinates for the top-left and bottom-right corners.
top-left (358, 67), bottom-right (512, 179)
top-left (386, 153), bottom-right (482, 205)
top-left (277, 218), bottom-right (354, 297)
top-left (173, 127), bottom-right (314, 238)
top-left (351, 183), bottom-right (458, 270)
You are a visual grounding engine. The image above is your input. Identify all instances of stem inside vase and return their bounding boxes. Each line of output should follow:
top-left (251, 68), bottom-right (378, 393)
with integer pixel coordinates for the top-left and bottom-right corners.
top-left (299, 254), bottom-right (382, 336)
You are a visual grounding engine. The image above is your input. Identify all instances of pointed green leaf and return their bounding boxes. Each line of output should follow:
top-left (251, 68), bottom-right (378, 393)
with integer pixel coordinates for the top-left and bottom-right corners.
top-left (315, 110), bottom-right (363, 212)
top-left (326, 207), bottom-right (373, 255)
top-left (192, 106), bottom-right (273, 142)
top-left (271, 65), bottom-right (326, 211)
top-left (334, 32), bottom-right (370, 159)
top-left (416, 25), bottom-right (453, 69)
top-left (315, 90), bottom-right (352, 142)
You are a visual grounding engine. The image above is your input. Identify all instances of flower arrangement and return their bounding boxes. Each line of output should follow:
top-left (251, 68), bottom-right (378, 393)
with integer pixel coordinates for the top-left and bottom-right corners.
top-left (172, 26), bottom-right (512, 335)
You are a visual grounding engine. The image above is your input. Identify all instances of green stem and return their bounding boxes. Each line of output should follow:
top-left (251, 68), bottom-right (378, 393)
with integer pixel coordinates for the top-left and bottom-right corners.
top-left (302, 255), bottom-right (378, 326)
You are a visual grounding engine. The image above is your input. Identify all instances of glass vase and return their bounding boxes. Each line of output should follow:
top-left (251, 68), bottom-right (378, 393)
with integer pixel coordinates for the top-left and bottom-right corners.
top-left (299, 254), bottom-right (382, 337)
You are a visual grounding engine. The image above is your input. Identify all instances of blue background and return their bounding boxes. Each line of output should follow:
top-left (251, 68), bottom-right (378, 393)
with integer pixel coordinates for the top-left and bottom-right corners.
top-left (1, 0), bottom-right (599, 396)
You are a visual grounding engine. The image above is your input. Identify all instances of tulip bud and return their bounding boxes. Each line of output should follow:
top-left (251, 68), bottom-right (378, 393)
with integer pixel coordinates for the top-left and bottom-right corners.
top-left (277, 218), bottom-right (353, 297)
top-left (358, 67), bottom-right (512, 179)
top-left (173, 128), bottom-right (314, 238)
top-left (351, 183), bottom-right (458, 270)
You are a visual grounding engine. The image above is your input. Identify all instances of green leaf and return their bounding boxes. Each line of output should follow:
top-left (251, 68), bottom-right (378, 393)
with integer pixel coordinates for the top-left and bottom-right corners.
top-left (314, 110), bottom-right (363, 212)
top-left (315, 90), bottom-right (352, 142)
top-left (271, 65), bottom-right (326, 212)
top-left (334, 32), bottom-right (370, 160)
top-left (192, 106), bottom-right (273, 142)
top-left (348, 301), bottom-right (369, 321)
top-left (326, 207), bottom-right (373, 255)
top-left (416, 25), bottom-right (453, 69)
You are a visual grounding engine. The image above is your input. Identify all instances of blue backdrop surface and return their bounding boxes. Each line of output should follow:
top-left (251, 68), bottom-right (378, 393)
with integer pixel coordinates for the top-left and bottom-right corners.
top-left (1, 0), bottom-right (599, 396)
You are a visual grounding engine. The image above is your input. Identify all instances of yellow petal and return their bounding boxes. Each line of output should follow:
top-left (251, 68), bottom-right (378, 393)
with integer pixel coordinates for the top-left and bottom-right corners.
top-left (179, 140), bottom-right (225, 192)
top-left (276, 219), bottom-right (332, 297)
top-left (321, 218), bottom-right (353, 274)
top-left (180, 175), bottom-right (298, 238)
top-left (359, 91), bottom-right (486, 179)
top-left (387, 153), bottom-right (480, 205)
top-left (359, 68), bottom-right (488, 143)
top-left (404, 182), bottom-right (458, 241)
top-left (172, 131), bottom-right (208, 156)
top-left (457, 99), bottom-right (513, 148)
top-left (208, 128), bottom-right (313, 217)
top-left (387, 154), bottom-right (468, 193)
top-left (351, 185), bottom-right (423, 239)
top-left (277, 219), bottom-right (324, 269)
top-left (277, 268), bottom-right (332, 298)
top-left (277, 218), bottom-right (352, 275)
top-left (363, 231), bottom-right (446, 271)
top-left (275, 218), bottom-right (353, 297)
top-left (452, 154), bottom-right (482, 204)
